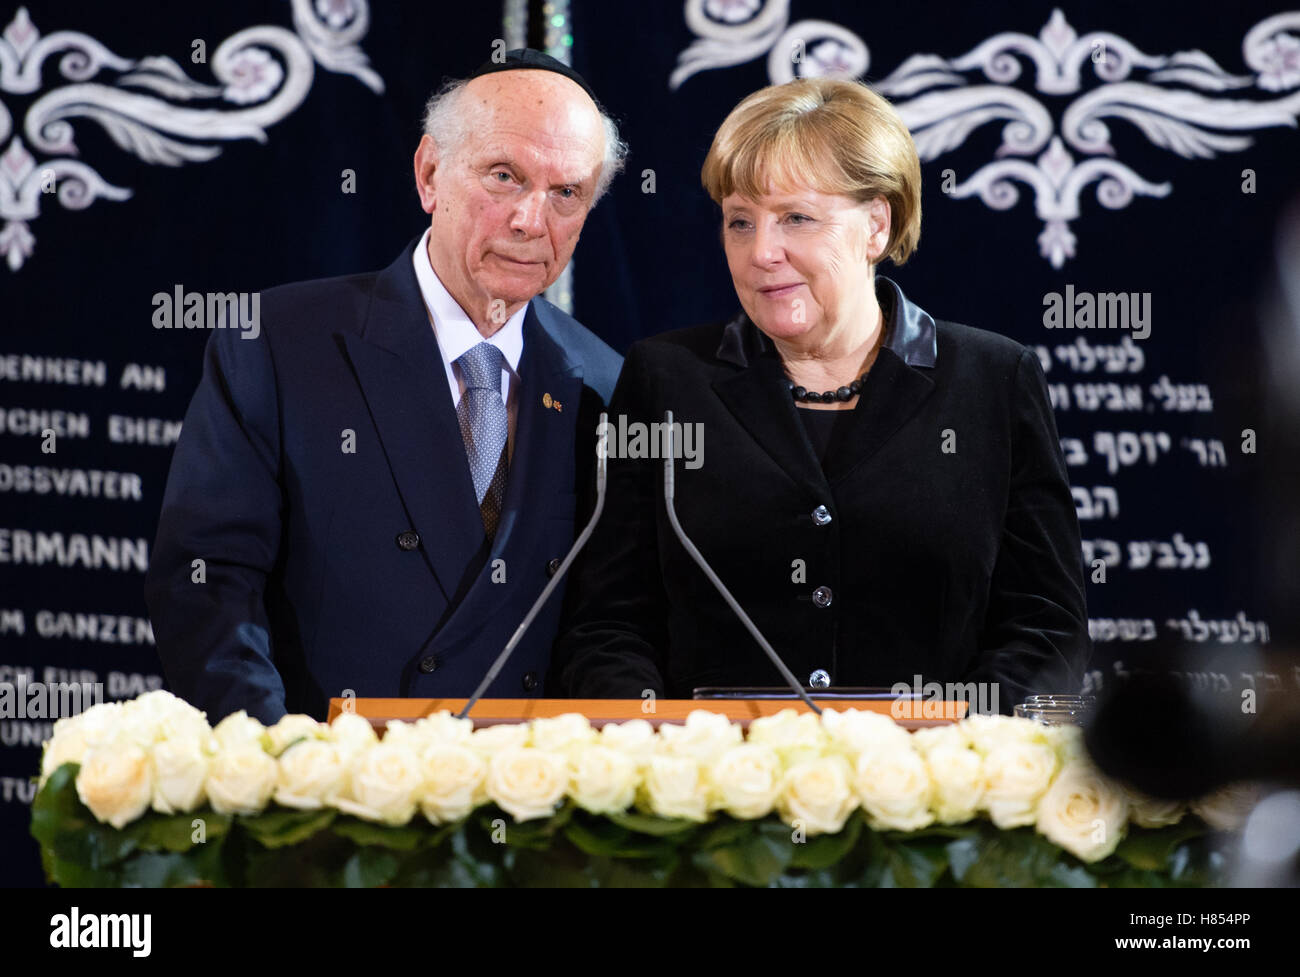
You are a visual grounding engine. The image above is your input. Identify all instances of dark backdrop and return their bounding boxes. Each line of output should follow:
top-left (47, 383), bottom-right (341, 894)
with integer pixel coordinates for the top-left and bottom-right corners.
top-left (3, 0), bottom-right (1298, 886)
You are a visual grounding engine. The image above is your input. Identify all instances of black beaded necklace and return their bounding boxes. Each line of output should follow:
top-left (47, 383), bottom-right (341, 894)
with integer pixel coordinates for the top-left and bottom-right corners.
top-left (788, 374), bottom-right (869, 403)
top-left (785, 297), bottom-right (892, 403)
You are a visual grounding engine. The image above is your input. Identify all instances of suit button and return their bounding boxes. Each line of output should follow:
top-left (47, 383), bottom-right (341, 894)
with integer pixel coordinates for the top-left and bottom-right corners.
top-left (396, 531), bottom-right (420, 551)
top-left (546, 558), bottom-right (561, 577)
top-left (809, 669), bottom-right (832, 689)
top-left (418, 655), bottom-right (438, 674)
top-left (812, 505), bottom-right (832, 526)
top-left (522, 671), bottom-right (538, 691)
top-left (812, 586), bottom-right (833, 608)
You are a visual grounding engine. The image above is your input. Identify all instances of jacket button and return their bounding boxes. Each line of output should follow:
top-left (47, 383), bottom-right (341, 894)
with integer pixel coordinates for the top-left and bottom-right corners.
top-left (546, 558), bottom-right (561, 577)
top-left (812, 505), bottom-right (832, 526)
top-left (812, 586), bottom-right (833, 608)
top-left (396, 531), bottom-right (420, 551)
top-left (418, 655), bottom-right (438, 674)
top-left (522, 671), bottom-right (538, 691)
top-left (809, 669), bottom-right (832, 689)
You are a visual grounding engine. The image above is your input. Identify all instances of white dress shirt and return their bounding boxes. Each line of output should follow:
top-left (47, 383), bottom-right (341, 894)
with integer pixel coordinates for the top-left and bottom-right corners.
top-left (412, 227), bottom-right (526, 460)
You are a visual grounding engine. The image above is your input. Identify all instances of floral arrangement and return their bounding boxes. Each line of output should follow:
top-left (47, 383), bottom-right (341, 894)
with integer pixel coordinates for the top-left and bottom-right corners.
top-left (30, 691), bottom-right (1249, 887)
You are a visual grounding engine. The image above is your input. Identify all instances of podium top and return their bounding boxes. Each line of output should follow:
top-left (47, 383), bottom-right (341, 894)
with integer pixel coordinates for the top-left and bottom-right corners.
top-left (326, 697), bottom-right (966, 730)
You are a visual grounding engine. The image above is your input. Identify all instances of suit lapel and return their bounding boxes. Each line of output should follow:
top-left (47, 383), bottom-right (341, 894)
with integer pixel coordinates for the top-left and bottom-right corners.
top-left (490, 304), bottom-right (583, 561)
top-left (825, 347), bottom-right (935, 484)
top-left (712, 274), bottom-right (939, 492)
top-left (712, 352), bottom-right (828, 498)
top-left (431, 302), bottom-right (584, 656)
top-left (341, 241), bottom-right (483, 604)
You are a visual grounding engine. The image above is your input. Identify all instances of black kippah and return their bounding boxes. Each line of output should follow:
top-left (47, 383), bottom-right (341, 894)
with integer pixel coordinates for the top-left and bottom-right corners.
top-left (468, 47), bottom-right (600, 107)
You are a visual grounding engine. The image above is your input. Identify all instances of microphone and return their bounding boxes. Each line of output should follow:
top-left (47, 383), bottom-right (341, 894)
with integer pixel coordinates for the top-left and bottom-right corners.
top-left (661, 410), bottom-right (823, 715)
top-left (458, 412), bottom-right (610, 720)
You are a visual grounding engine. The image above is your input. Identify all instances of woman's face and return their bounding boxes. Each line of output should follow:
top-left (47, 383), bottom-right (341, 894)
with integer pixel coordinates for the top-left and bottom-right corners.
top-left (721, 186), bottom-right (890, 346)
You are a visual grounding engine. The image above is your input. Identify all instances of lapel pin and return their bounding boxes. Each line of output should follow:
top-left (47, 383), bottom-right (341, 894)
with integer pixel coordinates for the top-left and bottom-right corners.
top-left (542, 392), bottom-right (562, 412)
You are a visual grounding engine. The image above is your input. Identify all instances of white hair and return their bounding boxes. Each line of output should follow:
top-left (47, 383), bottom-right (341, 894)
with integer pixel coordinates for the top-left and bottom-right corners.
top-left (422, 77), bottom-right (628, 204)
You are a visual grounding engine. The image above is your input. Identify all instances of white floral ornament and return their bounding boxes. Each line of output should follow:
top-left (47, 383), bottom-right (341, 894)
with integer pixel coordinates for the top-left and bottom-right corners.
top-left (671, 5), bottom-right (1300, 268)
top-left (0, 1), bottom-right (384, 271)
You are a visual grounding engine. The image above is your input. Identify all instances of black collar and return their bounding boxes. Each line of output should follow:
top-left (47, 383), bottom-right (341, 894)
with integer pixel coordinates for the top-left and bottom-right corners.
top-left (715, 274), bottom-right (938, 370)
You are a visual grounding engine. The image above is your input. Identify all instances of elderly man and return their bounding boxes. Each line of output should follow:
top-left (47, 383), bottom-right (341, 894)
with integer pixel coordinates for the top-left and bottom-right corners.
top-left (145, 50), bottom-right (625, 722)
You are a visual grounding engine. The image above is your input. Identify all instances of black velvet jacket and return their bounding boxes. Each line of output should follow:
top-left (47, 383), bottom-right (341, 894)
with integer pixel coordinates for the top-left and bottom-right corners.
top-left (550, 276), bottom-right (1091, 713)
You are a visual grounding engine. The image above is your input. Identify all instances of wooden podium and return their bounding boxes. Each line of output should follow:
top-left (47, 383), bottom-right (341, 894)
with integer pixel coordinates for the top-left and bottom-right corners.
top-left (327, 697), bottom-right (967, 730)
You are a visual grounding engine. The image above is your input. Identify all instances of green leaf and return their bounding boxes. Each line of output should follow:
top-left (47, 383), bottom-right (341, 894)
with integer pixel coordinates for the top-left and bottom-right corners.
top-left (124, 809), bottom-right (231, 853)
top-left (694, 822), bottom-right (792, 887)
top-left (478, 803), bottom-right (575, 850)
top-left (241, 828), bottom-right (355, 887)
top-left (118, 844), bottom-right (228, 888)
top-left (563, 815), bottom-right (632, 857)
top-left (790, 816), bottom-right (862, 870)
top-left (342, 848), bottom-right (400, 887)
top-left (331, 816), bottom-right (429, 852)
top-left (878, 836), bottom-right (949, 888)
top-left (950, 826), bottom-right (1067, 888)
top-left (30, 763), bottom-right (135, 884)
top-left (607, 810), bottom-right (701, 837)
top-left (1115, 822), bottom-right (1208, 871)
top-left (695, 817), bottom-right (754, 850)
top-left (240, 807), bottom-right (336, 849)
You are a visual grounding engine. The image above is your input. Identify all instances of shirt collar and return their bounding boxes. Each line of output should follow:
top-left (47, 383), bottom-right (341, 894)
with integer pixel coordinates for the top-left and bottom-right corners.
top-left (412, 227), bottom-right (525, 373)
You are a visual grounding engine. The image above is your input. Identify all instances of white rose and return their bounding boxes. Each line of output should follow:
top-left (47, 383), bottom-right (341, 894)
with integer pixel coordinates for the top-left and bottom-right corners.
top-left (924, 743), bottom-right (984, 824)
top-left (961, 713), bottom-right (1047, 755)
top-left (747, 710), bottom-right (829, 768)
top-left (657, 711), bottom-right (743, 765)
top-left (384, 712), bottom-right (474, 753)
top-left (981, 740), bottom-right (1059, 828)
top-left (206, 743), bottom-right (278, 816)
top-left (820, 708), bottom-right (912, 764)
top-left (531, 714), bottom-right (598, 756)
top-left (1035, 762), bottom-right (1129, 862)
top-left (709, 744), bottom-right (782, 820)
top-left (1125, 788), bottom-right (1186, 829)
top-left (778, 756), bottom-right (858, 835)
top-left (1042, 724), bottom-right (1087, 766)
top-left (471, 723), bottom-right (532, 755)
top-left (327, 712), bottom-right (379, 761)
top-left (335, 741), bottom-right (424, 825)
top-left (120, 690), bottom-right (212, 749)
top-left (641, 754), bottom-right (710, 822)
top-left (569, 745), bottom-right (639, 815)
top-left (486, 747), bottom-right (568, 822)
top-left (1191, 782), bottom-right (1260, 832)
top-left (275, 739), bottom-right (348, 810)
top-left (598, 719), bottom-right (657, 766)
top-left (76, 740), bottom-right (154, 829)
top-left (41, 701), bottom-right (127, 785)
top-left (855, 742), bottom-right (935, 832)
top-left (266, 714), bottom-right (325, 756)
top-left (420, 744), bottom-right (487, 824)
top-left (150, 734), bottom-right (210, 814)
top-left (910, 724), bottom-right (967, 756)
top-left (212, 711), bottom-right (269, 752)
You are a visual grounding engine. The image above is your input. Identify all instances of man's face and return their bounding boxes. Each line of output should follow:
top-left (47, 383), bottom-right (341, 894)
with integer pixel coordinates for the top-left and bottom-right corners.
top-left (415, 72), bottom-right (606, 329)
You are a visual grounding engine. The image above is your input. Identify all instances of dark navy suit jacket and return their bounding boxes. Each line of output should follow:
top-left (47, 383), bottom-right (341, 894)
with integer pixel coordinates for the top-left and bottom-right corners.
top-left (145, 239), bottom-right (622, 722)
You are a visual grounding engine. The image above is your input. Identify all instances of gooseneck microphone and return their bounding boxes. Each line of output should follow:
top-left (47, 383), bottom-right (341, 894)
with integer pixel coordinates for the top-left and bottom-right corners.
top-left (458, 413), bottom-right (610, 720)
top-left (662, 410), bottom-right (823, 716)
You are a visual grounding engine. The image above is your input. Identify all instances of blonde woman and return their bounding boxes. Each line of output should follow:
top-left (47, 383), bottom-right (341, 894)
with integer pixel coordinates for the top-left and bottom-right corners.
top-left (553, 78), bottom-right (1089, 711)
